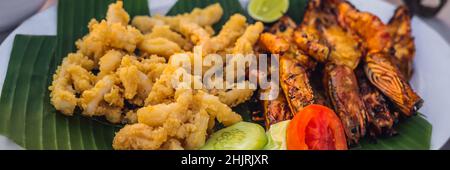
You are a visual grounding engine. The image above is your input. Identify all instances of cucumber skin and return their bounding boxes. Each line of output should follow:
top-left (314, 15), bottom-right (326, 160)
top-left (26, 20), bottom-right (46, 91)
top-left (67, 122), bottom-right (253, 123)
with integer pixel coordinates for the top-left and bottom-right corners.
top-left (201, 122), bottom-right (267, 150)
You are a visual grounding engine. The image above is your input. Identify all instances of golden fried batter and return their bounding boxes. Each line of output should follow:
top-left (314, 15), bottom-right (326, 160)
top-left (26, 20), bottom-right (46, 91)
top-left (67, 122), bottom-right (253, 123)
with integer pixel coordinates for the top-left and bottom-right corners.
top-left (202, 14), bottom-right (247, 54)
top-left (106, 1), bottom-right (130, 26)
top-left (50, 2), bottom-right (257, 150)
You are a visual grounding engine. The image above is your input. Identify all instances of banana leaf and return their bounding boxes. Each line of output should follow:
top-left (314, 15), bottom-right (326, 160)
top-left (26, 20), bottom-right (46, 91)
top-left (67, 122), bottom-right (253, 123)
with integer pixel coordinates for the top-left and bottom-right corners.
top-left (359, 115), bottom-right (432, 150)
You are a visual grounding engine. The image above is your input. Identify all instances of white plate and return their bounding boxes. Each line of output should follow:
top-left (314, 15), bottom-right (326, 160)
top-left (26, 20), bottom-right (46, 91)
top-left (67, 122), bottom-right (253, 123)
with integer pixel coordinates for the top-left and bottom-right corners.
top-left (0, 0), bottom-right (449, 150)
top-left (0, 0), bottom-right (46, 32)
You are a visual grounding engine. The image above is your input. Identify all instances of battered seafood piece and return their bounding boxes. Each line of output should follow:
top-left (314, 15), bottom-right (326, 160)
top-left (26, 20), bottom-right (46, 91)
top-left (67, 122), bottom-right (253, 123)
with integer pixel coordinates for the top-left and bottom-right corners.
top-left (145, 25), bottom-right (193, 50)
top-left (323, 64), bottom-right (367, 145)
top-left (364, 52), bottom-right (423, 116)
top-left (106, 1), bottom-right (130, 26)
top-left (356, 67), bottom-right (396, 137)
top-left (388, 6), bottom-right (416, 80)
top-left (154, 3), bottom-right (223, 31)
top-left (215, 22), bottom-right (264, 107)
top-left (131, 16), bottom-right (165, 34)
top-left (49, 53), bottom-right (95, 115)
top-left (113, 123), bottom-right (169, 150)
top-left (202, 14), bottom-right (247, 54)
top-left (279, 57), bottom-right (314, 114)
top-left (104, 85), bottom-right (124, 108)
top-left (97, 50), bottom-right (123, 81)
top-left (144, 65), bottom-right (177, 106)
top-left (138, 36), bottom-right (182, 59)
top-left (196, 90), bottom-right (243, 126)
top-left (76, 2), bottom-right (141, 61)
top-left (76, 19), bottom-right (143, 61)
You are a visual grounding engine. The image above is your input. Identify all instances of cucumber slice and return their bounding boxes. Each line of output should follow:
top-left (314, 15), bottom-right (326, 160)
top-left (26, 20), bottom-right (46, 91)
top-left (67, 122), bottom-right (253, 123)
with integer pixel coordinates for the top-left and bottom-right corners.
top-left (201, 122), bottom-right (267, 150)
top-left (264, 120), bottom-right (290, 150)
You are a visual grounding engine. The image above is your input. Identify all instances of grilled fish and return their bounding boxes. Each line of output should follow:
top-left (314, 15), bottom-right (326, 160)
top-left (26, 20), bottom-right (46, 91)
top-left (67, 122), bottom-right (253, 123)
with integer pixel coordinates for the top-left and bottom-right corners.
top-left (337, 2), bottom-right (392, 53)
top-left (388, 6), bottom-right (416, 80)
top-left (364, 52), bottom-right (423, 116)
top-left (280, 56), bottom-right (315, 114)
top-left (261, 88), bottom-right (293, 129)
top-left (336, 1), bottom-right (423, 116)
top-left (323, 63), bottom-right (367, 145)
top-left (356, 66), bottom-right (396, 137)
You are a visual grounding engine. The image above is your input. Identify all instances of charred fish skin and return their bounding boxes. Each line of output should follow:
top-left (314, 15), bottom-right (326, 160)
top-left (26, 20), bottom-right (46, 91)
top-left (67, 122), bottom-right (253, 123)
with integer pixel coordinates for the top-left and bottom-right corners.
top-left (388, 6), bottom-right (416, 80)
top-left (336, 1), bottom-right (392, 54)
top-left (259, 33), bottom-right (290, 54)
top-left (323, 63), bottom-right (367, 145)
top-left (356, 66), bottom-right (396, 137)
top-left (335, 0), bottom-right (423, 117)
top-left (280, 57), bottom-right (315, 114)
top-left (261, 90), bottom-right (293, 129)
top-left (293, 31), bottom-right (330, 63)
top-left (268, 16), bottom-right (298, 35)
top-left (310, 64), bottom-right (332, 107)
top-left (364, 52), bottom-right (423, 117)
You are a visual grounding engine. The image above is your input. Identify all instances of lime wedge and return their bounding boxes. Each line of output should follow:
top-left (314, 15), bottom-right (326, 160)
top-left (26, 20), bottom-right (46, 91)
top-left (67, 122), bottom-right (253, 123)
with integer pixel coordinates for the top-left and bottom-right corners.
top-left (248, 0), bottom-right (289, 23)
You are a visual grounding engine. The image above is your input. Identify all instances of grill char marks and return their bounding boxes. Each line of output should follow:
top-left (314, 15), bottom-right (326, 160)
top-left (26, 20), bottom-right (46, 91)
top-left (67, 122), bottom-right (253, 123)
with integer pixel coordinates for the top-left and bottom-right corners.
top-left (323, 64), bottom-right (367, 145)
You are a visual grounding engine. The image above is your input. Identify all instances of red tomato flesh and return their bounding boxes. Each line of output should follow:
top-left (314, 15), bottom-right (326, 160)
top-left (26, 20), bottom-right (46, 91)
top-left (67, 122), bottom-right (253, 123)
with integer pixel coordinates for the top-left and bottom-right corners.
top-left (287, 104), bottom-right (348, 150)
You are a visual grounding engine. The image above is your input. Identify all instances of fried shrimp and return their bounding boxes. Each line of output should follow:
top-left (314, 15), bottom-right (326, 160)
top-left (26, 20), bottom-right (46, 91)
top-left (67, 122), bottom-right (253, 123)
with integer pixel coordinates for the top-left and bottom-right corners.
top-left (196, 90), bottom-right (242, 126)
top-left (232, 22), bottom-right (264, 54)
top-left (154, 3), bottom-right (223, 31)
top-left (66, 64), bottom-right (94, 92)
top-left (179, 21), bottom-right (211, 45)
top-left (113, 123), bottom-right (169, 150)
top-left (118, 65), bottom-right (153, 100)
top-left (97, 50), bottom-right (123, 81)
top-left (144, 66), bottom-right (177, 106)
top-left (216, 85), bottom-right (256, 107)
top-left (114, 84), bottom-right (241, 150)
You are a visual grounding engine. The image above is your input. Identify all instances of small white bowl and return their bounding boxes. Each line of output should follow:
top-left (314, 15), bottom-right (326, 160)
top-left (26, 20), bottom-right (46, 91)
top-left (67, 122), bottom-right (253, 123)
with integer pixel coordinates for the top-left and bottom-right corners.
top-left (0, 0), bottom-right (46, 32)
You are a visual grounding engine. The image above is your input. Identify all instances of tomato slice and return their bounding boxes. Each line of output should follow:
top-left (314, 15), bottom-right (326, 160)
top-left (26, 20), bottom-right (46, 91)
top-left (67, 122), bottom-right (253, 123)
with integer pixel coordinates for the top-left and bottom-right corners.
top-left (287, 104), bottom-right (347, 150)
